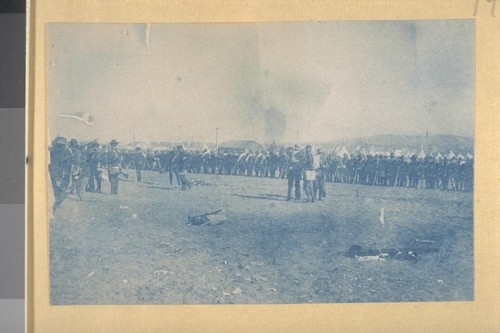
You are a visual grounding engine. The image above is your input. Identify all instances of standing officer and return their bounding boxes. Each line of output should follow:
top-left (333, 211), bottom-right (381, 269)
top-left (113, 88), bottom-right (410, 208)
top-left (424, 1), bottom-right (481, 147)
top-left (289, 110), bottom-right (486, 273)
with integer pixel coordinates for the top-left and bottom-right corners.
top-left (286, 146), bottom-right (303, 202)
top-left (49, 136), bottom-right (72, 211)
top-left (86, 141), bottom-right (103, 193)
top-left (313, 148), bottom-right (326, 200)
top-left (302, 145), bottom-right (315, 203)
top-left (176, 145), bottom-right (192, 190)
top-left (106, 139), bottom-right (121, 194)
top-left (133, 147), bottom-right (147, 182)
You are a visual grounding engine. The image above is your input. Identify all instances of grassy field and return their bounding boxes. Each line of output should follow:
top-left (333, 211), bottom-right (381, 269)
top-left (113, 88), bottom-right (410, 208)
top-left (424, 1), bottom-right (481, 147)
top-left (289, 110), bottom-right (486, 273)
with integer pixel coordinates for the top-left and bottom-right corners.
top-left (50, 171), bottom-right (473, 304)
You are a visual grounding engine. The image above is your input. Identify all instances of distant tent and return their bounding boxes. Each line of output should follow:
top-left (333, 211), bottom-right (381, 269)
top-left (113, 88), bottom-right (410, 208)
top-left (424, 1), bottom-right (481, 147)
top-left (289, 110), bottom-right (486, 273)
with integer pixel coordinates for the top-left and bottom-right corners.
top-left (434, 152), bottom-right (444, 160)
top-left (466, 152), bottom-right (473, 159)
top-left (393, 149), bottom-right (403, 157)
top-left (368, 147), bottom-right (377, 156)
top-left (337, 146), bottom-right (350, 157)
top-left (447, 151), bottom-right (456, 159)
top-left (457, 153), bottom-right (465, 160)
top-left (417, 150), bottom-right (426, 159)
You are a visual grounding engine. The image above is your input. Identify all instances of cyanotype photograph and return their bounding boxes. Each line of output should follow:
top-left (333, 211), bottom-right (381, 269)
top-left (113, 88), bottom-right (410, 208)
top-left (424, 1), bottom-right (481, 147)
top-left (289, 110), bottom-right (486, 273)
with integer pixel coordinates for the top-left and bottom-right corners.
top-left (47, 20), bottom-right (474, 305)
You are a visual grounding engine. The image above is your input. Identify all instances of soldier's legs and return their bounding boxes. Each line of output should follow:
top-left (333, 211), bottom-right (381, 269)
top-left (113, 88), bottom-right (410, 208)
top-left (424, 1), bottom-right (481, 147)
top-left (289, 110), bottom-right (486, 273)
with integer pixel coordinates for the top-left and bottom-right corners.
top-left (304, 180), bottom-right (314, 202)
top-left (136, 168), bottom-right (142, 182)
top-left (179, 172), bottom-right (192, 190)
top-left (77, 177), bottom-right (88, 200)
top-left (109, 174), bottom-right (119, 194)
top-left (96, 175), bottom-right (102, 192)
top-left (287, 178), bottom-right (293, 200)
top-left (87, 171), bottom-right (95, 192)
top-left (295, 179), bottom-right (301, 201)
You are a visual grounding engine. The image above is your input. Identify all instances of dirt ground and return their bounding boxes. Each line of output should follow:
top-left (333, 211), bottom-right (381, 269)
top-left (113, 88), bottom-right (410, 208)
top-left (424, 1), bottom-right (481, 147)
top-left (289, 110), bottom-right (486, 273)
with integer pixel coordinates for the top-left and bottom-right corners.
top-left (50, 171), bottom-right (473, 305)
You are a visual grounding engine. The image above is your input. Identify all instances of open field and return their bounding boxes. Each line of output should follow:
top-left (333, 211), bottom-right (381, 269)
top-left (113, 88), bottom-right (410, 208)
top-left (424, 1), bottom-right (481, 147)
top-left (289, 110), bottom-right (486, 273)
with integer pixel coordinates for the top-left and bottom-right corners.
top-left (50, 171), bottom-right (473, 304)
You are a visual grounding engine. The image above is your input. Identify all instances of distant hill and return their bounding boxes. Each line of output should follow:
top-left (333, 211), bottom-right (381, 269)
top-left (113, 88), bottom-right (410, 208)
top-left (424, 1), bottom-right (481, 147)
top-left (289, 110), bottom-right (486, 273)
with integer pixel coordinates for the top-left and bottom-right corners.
top-left (302, 134), bottom-right (473, 154)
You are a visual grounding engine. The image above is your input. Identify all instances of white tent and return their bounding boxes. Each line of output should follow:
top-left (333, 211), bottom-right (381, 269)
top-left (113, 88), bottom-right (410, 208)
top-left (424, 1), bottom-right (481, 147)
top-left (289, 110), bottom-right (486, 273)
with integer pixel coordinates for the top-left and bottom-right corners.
top-left (417, 150), bottom-right (426, 159)
top-left (447, 151), bottom-right (456, 159)
top-left (393, 149), bottom-right (403, 157)
top-left (337, 146), bottom-right (350, 157)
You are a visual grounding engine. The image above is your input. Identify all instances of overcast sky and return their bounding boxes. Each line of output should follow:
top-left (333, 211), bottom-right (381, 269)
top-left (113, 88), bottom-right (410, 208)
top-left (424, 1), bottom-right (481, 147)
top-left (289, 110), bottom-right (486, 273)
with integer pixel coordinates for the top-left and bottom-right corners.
top-left (48, 20), bottom-right (474, 145)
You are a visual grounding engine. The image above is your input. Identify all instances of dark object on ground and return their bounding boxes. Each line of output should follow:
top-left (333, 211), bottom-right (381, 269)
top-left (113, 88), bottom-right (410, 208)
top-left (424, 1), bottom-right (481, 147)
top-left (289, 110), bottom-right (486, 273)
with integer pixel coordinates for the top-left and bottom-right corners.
top-left (188, 209), bottom-right (226, 226)
top-left (345, 245), bottom-right (438, 262)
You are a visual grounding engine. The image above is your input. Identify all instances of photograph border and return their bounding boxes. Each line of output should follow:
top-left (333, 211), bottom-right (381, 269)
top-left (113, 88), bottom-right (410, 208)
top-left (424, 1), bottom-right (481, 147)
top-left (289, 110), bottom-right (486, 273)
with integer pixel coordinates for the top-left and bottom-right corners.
top-left (27, 1), bottom-right (500, 332)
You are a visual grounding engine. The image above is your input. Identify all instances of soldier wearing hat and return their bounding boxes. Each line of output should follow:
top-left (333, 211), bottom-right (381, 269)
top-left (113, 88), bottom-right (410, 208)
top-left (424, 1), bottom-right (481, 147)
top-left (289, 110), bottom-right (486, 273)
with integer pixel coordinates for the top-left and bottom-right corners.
top-left (86, 141), bottom-right (103, 193)
top-left (49, 136), bottom-right (73, 211)
top-left (286, 145), bottom-right (303, 202)
top-left (175, 145), bottom-right (192, 190)
top-left (133, 146), bottom-right (147, 182)
top-left (313, 148), bottom-right (326, 200)
top-left (68, 138), bottom-right (89, 200)
top-left (302, 145), bottom-right (315, 202)
top-left (106, 139), bottom-right (121, 194)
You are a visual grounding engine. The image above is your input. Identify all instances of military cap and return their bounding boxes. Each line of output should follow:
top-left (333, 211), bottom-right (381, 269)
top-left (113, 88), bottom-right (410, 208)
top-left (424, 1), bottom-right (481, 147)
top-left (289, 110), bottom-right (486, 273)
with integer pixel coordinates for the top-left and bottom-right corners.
top-left (69, 138), bottom-right (79, 148)
top-left (53, 136), bottom-right (67, 145)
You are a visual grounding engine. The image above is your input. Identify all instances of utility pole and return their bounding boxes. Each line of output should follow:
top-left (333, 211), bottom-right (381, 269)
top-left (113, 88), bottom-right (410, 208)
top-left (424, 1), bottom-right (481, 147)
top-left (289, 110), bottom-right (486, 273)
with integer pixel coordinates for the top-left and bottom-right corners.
top-left (215, 127), bottom-right (219, 149)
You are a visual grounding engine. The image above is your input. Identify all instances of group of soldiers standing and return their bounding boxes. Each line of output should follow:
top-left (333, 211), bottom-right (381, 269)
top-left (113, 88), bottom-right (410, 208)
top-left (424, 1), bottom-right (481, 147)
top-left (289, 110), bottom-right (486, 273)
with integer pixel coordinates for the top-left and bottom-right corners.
top-left (48, 136), bottom-right (473, 210)
top-left (48, 136), bottom-right (194, 210)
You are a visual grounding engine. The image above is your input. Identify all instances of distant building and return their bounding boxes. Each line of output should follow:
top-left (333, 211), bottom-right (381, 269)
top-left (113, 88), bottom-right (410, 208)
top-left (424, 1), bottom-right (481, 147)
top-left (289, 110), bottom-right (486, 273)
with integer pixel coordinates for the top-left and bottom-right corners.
top-left (219, 140), bottom-right (263, 154)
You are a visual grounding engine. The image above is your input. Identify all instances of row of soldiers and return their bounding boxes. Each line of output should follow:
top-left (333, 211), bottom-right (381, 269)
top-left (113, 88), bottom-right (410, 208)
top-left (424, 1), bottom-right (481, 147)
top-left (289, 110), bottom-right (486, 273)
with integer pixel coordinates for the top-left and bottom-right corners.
top-left (141, 146), bottom-right (473, 193)
top-left (49, 137), bottom-right (474, 209)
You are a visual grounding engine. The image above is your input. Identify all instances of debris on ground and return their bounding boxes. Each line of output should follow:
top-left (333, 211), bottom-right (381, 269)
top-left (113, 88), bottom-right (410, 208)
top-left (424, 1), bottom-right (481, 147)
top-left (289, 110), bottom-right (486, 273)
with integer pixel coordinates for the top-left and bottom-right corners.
top-left (415, 239), bottom-right (436, 243)
top-left (344, 245), bottom-right (437, 262)
top-left (188, 209), bottom-right (226, 226)
top-left (191, 180), bottom-right (212, 186)
top-left (232, 287), bottom-right (242, 295)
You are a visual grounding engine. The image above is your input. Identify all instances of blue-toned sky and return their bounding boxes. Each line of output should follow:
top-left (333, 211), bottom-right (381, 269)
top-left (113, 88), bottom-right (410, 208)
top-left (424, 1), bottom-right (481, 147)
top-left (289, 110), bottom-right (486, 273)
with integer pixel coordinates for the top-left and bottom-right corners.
top-left (48, 20), bottom-right (474, 144)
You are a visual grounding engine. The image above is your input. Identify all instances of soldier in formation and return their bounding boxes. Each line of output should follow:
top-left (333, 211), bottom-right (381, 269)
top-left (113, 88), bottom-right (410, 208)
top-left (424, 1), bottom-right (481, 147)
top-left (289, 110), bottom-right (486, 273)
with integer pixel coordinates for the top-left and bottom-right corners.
top-left (106, 139), bottom-right (121, 195)
top-left (49, 137), bottom-right (474, 211)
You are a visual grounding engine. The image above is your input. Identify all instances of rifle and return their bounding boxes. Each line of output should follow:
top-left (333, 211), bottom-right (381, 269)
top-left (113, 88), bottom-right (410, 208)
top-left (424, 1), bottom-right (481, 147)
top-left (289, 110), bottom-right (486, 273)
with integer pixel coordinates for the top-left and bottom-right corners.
top-left (80, 138), bottom-right (99, 149)
top-left (188, 209), bottom-right (224, 226)
top-left (119, 170), bottom-right (129, 179)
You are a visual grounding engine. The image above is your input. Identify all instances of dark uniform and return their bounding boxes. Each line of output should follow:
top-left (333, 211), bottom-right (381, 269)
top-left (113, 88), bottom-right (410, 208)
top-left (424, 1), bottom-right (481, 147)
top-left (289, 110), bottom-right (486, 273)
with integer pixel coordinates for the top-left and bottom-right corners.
top-left (313, 149), bottom-right (326, 200)
top-left (86, 142), bottom-right (103, 193)
top-left (106, 139), bottom-right (121, 194)
top-left (68, 138), bottom-right (88, 200)
top-left (133, 147), bottom-right (147, 182)
top-left (176, 145), bottom-right (192, 190)
top-left (49, 136), bottom-right (72, 211)
top-left (302, 145), bottom-right (315, 202)
top-left (286, 146), bottom-right (303, 202)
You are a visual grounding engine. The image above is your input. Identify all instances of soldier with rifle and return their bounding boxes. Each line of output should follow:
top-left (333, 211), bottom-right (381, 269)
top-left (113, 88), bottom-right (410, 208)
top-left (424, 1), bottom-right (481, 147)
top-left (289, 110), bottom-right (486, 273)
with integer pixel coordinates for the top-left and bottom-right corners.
top-left (49, 136), bottom-right (73, 211)
top-left (86, 140), bottom-right (103, 193)
top-left (106, 139), bottom-right (123, 194)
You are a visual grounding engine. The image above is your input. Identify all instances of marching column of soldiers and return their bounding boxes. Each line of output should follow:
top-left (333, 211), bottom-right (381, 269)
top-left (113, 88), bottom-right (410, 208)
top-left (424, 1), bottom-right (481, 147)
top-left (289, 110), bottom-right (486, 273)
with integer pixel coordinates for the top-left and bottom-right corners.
top-left (49, 136), bottom-right (474, 209)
